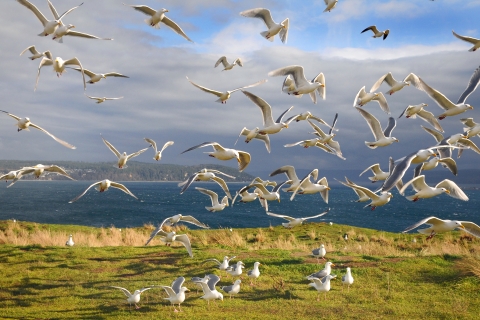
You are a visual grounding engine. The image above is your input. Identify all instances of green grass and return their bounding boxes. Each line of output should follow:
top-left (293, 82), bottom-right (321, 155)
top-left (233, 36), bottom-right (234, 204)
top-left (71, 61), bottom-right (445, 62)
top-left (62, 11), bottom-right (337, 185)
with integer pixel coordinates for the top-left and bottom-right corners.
top-left (0, 220), bottom-right (479, 319)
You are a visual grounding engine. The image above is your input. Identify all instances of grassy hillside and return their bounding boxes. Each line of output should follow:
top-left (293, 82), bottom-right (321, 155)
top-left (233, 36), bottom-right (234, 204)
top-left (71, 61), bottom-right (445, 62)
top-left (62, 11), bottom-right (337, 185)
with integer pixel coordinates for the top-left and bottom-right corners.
top-left (0, 220), bottom-right (479, 319)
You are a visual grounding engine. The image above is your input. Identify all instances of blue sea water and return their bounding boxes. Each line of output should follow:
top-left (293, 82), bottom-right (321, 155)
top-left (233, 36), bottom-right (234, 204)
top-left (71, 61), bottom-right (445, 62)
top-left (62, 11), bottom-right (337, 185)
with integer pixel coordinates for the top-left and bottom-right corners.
top-left (1, 181), bottom-right (479, 233)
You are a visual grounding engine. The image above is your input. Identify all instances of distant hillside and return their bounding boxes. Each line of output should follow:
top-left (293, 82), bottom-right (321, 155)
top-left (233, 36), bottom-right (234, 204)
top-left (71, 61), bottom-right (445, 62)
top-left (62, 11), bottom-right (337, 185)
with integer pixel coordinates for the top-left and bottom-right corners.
top-left (0, 161), bottom-right (255, 182)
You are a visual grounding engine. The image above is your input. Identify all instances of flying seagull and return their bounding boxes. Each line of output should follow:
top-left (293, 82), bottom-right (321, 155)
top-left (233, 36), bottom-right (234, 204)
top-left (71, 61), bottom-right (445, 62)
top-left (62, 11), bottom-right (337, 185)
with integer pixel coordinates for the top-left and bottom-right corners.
top-left (101, 136), bottom-right (148, 169)
top-left (266, 209), bottom-right (329, 228)
top-left (181, 142), bottom-right (251, 172)
top-left (215, 56), bottom-right (242, 71)
top-left (239, 8), bottom-right (289, 43)
top-left (403, 216), bottom-right (480, 239)
top-left (361, 25), bottom-right (389, 40)
top-left (356, 107), bottom-right (398, 149)
top-left (69, 179), bottom-right (139, 203)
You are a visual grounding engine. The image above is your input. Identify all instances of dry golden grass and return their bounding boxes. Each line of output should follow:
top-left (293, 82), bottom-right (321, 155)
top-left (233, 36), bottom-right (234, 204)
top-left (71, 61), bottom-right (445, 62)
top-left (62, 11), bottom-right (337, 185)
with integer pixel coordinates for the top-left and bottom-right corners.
top-left (307, 229), bottom-right (316, 240)
top-left (456, 255), bottom-right (480, 278)
top-left (209, 229), bottom-right (246, 248)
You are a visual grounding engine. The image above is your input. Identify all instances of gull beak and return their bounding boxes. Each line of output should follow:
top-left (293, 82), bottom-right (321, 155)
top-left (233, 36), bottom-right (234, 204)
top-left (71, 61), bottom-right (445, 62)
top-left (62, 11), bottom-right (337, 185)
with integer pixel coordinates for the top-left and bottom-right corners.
top-left (469, 106), bottom-right (474, 110)
top-left (331, 263), bottom-right (335, 267)
top-left (72, 25), bottom-right (76, 29)
top-left (459, 224), bottom-right (465, 229)
top-left (285, 124), bottom-right (289, 128)
top-left (445, 190), bottom-right (451, 194)
top-left (166, 9), bottom-right (169, 12)
top-left (277, 199), bottom-right (281, 203)
top-left (321, 84), bottom-right (325, 87)
top-left (425, 104), bottom-right (428, 106)
top-left (327, 187), bottom-right (331, 191)
top-left (395, 139), bottom-right (399, 142)
top-left (375, 93), bottom-right (379, 97)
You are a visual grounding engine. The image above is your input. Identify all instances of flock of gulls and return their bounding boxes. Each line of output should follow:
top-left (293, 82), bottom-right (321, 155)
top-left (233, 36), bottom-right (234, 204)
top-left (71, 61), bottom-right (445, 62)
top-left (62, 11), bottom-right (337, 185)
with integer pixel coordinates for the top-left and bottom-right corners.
top-left (2, 0), bottom-right (480, 312)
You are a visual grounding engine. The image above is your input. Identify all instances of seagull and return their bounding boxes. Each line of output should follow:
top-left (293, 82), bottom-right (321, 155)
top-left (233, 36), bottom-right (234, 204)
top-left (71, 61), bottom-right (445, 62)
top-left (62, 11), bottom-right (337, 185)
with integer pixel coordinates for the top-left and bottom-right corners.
top-left (156, 214), bottom-right (209, 230)
top-left (191, 275), bottom-right (210, 294)
top-left (235, 127), bottom-right (271, 153)
top-left (356, 107), bottom-right (398, 149)
top-left (361, 25), bottom-right (390, 40)
top-left (20, 45), bottom-right (52, 60)
top-left (290, 169), bottom-right (330, 203)
top-left (66, 234), bottom-right (74, 246)
top-left (294, 111), bottom-right (337, 131)
top-left (0, 110), bottom-right (76, 149)
top-left (69, 179), bottom-right (139, 203)
top-left (193, 274), bottom-right (223, 304)
top-left (202, 256), bottom-right (237, 271)
top-left (178, 168), bottom-right (234, 199)
top-left (0, 171), bottom-right (22, 183)
top-left (324, 0), bottom-right (338, 12)
top-left (226, 261), bottom-right (245, 277)
top-left (231, 185), bottom-right (258, 205)
top-left (248, 181), bottom-right (288, 205)
top-left (354, 86), bottom-right (390, 114)
top-left (247, 262), bottom-right (261, 285)
top-left (414, 156), bottom-right (457, 177)
top-left (215, 56), bottom-right (242, 71)
top-left (160, 277), bottom-right (189, 312)
top-left (16, 0), bottom-right (83, 37)
top-left (124, 5), bottom-right (193, 42)
top-left (52, 24), bottom-right (112, 43)
top-left (399, 103), bottom-right (444, 132)
top-left (460, 118), bottom-right (480, 139)
top-left (266, 209), bottom-right (330, 228)
top-left (308, 275), bottom-right (336, 300)
top-left (145, 229), bottom-right (193, 257)
top-left (85, 95), bottom-right (123, 104)
top-left (342, 268), bottom-right (354, 291)
top-left (312, 244), bottom-right (326, 263)
top-left (268, 65), bottom-right (325, 103)
top-left (180, 142), bottom-right (251, 172)
top-left (35, 56), bottom-right (86, 91)
top-left (307, 261), bottom-right (335, 279)
top-left (101, 136), bottom-right (148, 169)
top-left (360, 163), bottom-right (389, 183)
top-left (110, 286), bottom-right (151, 309)
top-left (452, 30), bottom-right (480, 52)
top-left (344, 177), bottom-right (370, 203)
top-left (251, 177), bottom-right (277, 187)
top-left (337, 177), bottom-right (393, 210)
top-left (239, 8), bottom-right (289, 43)
top-left (399, 175), bottom-right (468, 202)
top-left (186, 77), bottom-right (266, 104)
top-left (403, 216), bottom-right (480, 239)
top-left (284, 138), bottom-right (337, 155)
top-left (195, 187), bottom-right (229, 212)
top-left (72, 68), bottom-right (128, 84)
top-left (144, 138), bottom-right (174, 161)
top-left (8, 164), bottom-right (74, 188)
top-left (220, 280), bottom-right (241, 299)
top-left (422, 126), bottom-right (480, 158)
top-left (242, 90), bottom-right (297, 134)
top-left (416, 69), bottom-right (479, 119)
top-left (309, 116), bottom-right (346, 160)
top-left (370, 72), bottom-right (420, 95)
top-left (269, 165), bottom-right (303, 192)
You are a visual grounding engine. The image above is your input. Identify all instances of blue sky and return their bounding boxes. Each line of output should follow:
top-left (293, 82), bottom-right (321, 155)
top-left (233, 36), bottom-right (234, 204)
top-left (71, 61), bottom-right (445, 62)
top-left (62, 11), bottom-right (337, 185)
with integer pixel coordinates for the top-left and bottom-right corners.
top-left (1, 0), bottom-right (480, 178)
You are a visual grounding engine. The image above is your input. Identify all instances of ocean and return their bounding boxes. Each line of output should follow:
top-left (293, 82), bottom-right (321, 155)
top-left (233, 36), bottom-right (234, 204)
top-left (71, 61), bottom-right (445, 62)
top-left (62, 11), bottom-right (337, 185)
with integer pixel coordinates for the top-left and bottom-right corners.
top-left (1, 181), bottom-right (479, 233)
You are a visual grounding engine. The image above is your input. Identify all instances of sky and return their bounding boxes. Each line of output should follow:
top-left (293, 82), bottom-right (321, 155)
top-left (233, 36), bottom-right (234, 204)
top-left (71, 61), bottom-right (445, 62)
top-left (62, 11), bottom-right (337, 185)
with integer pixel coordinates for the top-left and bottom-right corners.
top-left (1, 0), bottom-right (480, 179)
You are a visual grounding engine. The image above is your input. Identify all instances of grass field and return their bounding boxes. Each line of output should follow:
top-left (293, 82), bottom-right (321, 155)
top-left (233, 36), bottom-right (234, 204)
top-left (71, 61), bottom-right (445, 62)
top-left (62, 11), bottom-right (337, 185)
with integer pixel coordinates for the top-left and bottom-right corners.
top-left (0, 220), bottom-right (479, 319)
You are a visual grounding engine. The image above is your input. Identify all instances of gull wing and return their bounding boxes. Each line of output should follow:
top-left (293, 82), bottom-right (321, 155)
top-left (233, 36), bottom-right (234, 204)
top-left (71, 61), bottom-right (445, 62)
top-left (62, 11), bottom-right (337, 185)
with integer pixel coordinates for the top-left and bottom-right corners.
top-left (20, 45), bottom-right (39, 56)
top-left (370, 72), bottom-right (393, 92)
top-left (211, 176), bottom-right (232, 199)
top-left (110, 182), bottom-right (139, 200)
top-left (326, 140), bottom-right (345, 159)
top-left (338, 179), bottom-right (379, 201)
top-left (205, 169), bottom-right (235, 179)
top-left (242, 90), bottom-right (274, 127)
top-left (361, 26), bottom-right (379, 34)
top-left (47, 0), bottom-right (59, 20)
top-left (308, 119), bottom-right (327, 138)
top-left (329, 113), bottom-right (338, 135)
top-left (414, 163), bottom-right (425, 178)
top-left (458, 138), bottom-right (480, 154)
top-left (161, 16), bottom-right (193, 42)
top-left (45, 165), bottom-right (74, 180)
top-left (266, 211), bottom-right (295, 222)
top-left (270, 165), bottom-right (298, 181)
top-left (126, 148), bottom-right (149, 160)
top-left (0, 110), bottom-right (21, 121)
top-left (457, 65), bottom-right (480, 104)
top-left (235, 58), bottom-right (243, 67)
top-left (417, 109), bottom-right (444, 132)
top-left (254, 132), bottom-right (270, 153)
top-left (229, 79), bottom-right (267, 94)
top-left (460, 221), bottom-right (480, 238)
top-left (110, 286), bottom-right (132, 298)
top-left (35, 57), bottom-right (53, 91)
top-left (279, 18), bottom-right (289, 44)
top-left (284, 140), bottom-right (305, 147)
top-left (145, 226), bottom-right (168, 245)
top-left (69, 181), bottom-right (102, 203)
top-left (438, 157), bottom-right (458, 175)
top-left (383, 117), bottom-right (396, 137)
top-left (400, 175), bottom-right (429, 195)
top-left (237, 151), bottom-right (251, 172)
top-left (372, 92), bottom-right (390, 114)
top-left (144, 138), bottom-right (157, 151)
top-left (29, 122), bottom-right (75, 149)
top-left (452, 30), bottom-right (480, 45)
top-left (381, 152), bottom-right (417, 192)
top-left (460, 118), bottom-right (478, 128)
top-left (161, 286), bottom-right (176, 298)
top-left (360, 164), bottom-right (380, 176)
top-left (63, 58), bottom-right (86, 90)
top-left (398, 105), bottom-right (409, 119)
top-left (239, 8), bottom-right (276, 29)
top-left (202, 258), bottom-right (221, 266)
top-left (290, 169), bottom-right (316, 201)
top-left (276, 106), bottom-right (294, 124)
top-left (268, 65), bottom-right (309, 88)
top-left (421, 125), bottom-right (444, 143)
top-left (174, 234), bottom-right (193, 257)
top-left (403, 216), bottom-right (445, 233)
top-left (436, 180), bottom-right (469, 201)
top-left (404, 73), bottom-right (421, 89)
top-left (307, 114), bottom-right (330, 127)
top-left (181, 142), bottom-right (218, 154)
top-left (196, 187), bottom-right (219, 205)
top-left (353, 86), bottom-right (367, 106)
top-left (207, 274), bottom-right (221, 290)
top-left (124, 4), bottom-right (156, 16)
top-left (17, 0), bottom-right (48, 26)
top-left (215, 56), bottom-right (228, 68)
top-left (180, 215), bottom-right (209, 228)
top-left (417, 77), bottom-right (456, 111)
top-left (102, 72), bottom-right (128, 78)
top-left (355, 107), bottom-right (385, 140)
top-left (171, 277), bottom-right (185, 295)
top-left (271, 180), bottom-right (288, 193)
top-left (55, 2), bottom-right (83, 21)
top-left (72, 68), bottom-right (96, 78)
top-left (101, 136), bottom-right (121, 158)
top-left (186, 77), bottom-right (223, 97)
top-left (303, 208), bottom-right (330, 220)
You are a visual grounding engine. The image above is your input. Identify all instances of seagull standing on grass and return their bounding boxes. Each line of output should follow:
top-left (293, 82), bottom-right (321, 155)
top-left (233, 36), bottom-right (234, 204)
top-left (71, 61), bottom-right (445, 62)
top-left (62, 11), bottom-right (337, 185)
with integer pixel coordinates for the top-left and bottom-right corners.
top-left (160, 277), bottom-right (189, 312)
top-left (308, 275), bottom-right (336, 300)
top-left (226, 261), bottom-right (245, 278)
top-left (110, 286), bottom-right (152, 309)
top-left (307, 261), bottom-right (335, 279)
top-left (247, 262), bottom-right (261, 285)
top-left (342, 268), bottom-right (354, 291)
top-left (193, 274), bottom-right (224, 304)
top-left (221, 280), bottom-right (241, 299)
top-left (66, 234), bottom-right (74, 246)
top-left (312, 244), bottom-right (326, 263)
